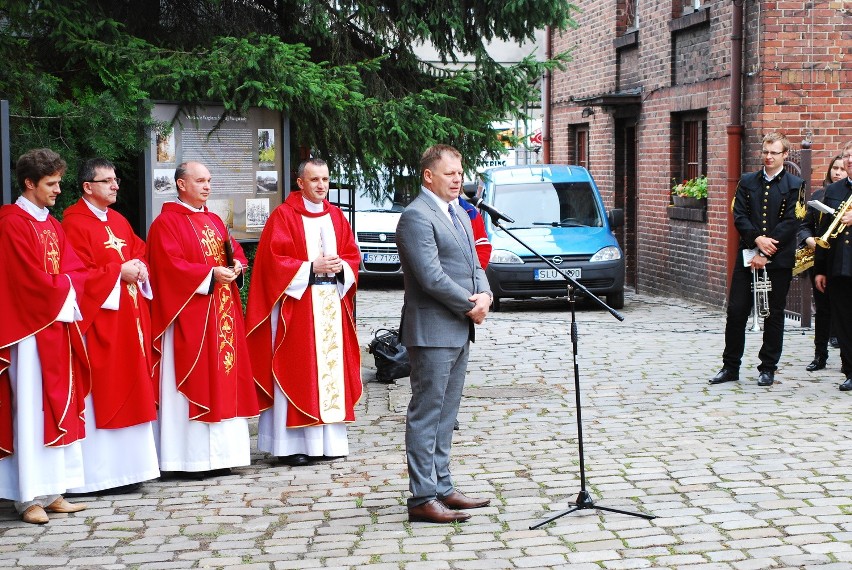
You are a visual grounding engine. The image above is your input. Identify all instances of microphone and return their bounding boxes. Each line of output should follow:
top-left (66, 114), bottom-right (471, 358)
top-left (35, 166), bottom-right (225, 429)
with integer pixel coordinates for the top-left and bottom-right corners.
top-left (466, 195), bottom-right (515, 224)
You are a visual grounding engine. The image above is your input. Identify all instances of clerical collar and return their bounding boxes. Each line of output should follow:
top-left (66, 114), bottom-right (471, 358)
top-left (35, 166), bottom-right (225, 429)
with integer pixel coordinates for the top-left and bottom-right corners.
top-left (15, 195), bottom-right (49, 222)
top-left (302, 196), bottom-right (325, 213)
top-left (82, 197), bottom-right (109, 222)
top-left (174, 198), bottom-right (205, 212)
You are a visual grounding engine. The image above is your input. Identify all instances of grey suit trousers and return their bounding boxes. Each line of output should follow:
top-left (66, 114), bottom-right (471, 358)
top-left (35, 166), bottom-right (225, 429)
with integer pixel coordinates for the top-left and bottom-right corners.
top-left (405, 343), bottom-right (470, 508)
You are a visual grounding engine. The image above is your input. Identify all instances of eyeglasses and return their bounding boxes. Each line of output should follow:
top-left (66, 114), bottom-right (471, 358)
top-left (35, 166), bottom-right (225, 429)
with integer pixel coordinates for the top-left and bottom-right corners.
top-left (87, 178), bottom-right (120, 185)
top-left (842, 154), bottom-right (852, 160)
top-left (760, 150), bottom-right (783, 157)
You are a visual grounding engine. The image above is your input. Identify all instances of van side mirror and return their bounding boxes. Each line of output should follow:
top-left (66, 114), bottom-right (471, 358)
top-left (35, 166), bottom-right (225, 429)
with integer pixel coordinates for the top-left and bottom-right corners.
top-left (608, 208), bottom-right (624, 228)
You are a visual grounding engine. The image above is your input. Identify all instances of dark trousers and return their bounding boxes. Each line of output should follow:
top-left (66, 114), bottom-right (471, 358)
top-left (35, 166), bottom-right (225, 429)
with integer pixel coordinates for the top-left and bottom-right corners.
top-left (808, 270), bottom-right (832, 358)
top-left (723, 266), bottom-right (792, 373)
top-left (827, 276), bottom-right (852, 376)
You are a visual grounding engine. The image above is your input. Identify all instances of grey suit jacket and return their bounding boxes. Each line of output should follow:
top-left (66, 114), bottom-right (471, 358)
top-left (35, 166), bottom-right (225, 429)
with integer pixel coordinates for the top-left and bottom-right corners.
top-left (397, 191), bottom-right (491, 348)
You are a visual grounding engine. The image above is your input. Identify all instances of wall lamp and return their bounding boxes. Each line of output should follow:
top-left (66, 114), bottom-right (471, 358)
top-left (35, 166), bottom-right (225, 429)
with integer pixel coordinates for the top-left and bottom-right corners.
top-left (581, 107), bottom-right (595, 118)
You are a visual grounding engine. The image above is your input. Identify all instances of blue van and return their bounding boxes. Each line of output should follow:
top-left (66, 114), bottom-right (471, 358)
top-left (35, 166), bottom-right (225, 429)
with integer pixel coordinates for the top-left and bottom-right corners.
top-left (472, 164), bottom-right (625, 310)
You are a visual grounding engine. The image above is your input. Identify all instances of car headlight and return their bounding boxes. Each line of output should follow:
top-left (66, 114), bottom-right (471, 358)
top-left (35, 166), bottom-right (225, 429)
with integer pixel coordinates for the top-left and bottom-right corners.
top-left (489, 249), bottom-right (524, 264)
top-left (589, 246), bottom-right (622, 262)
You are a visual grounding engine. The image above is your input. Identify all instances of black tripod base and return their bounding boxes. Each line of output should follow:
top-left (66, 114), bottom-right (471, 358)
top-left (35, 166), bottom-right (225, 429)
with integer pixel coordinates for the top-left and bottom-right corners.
top-left (529, 490), bottom-right (655, 530)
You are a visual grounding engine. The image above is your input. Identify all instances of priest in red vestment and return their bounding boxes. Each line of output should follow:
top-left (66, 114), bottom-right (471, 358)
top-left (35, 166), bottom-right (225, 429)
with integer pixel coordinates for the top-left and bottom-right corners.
top-left (147, 160), bottom-right (259, 477)
top-left (246, 158), bottom-right (362, 467)
top-left (61, 158), bottom-right (160, 494)
top-left (0, 148), bottom-right (88, 524)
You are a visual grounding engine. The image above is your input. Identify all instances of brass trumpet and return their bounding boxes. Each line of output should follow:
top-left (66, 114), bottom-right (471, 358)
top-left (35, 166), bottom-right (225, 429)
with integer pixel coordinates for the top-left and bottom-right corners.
top-left (815, 196), bottom-right (852, 249)
top-left (749, 266), bottom-right (772, 332)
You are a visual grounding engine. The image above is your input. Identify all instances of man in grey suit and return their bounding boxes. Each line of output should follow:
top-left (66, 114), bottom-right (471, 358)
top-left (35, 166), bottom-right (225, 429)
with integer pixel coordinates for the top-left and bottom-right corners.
top-left (397, 144), bottom-right (493, 524)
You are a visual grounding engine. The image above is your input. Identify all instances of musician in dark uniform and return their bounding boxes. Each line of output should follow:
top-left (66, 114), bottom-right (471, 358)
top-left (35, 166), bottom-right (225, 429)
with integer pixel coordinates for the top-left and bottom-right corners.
top-left (797, 154), bottom-right (845, 371)
top-left (711, 132), bottom-right (806, 387)
top-left (813, 141), bottom-right (852, 392)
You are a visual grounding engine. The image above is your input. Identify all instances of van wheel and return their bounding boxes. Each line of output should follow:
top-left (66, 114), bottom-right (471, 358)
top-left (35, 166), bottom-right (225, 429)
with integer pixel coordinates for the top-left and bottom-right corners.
top-left (607, 291), bottom-right (624, 310)
top-left (492, 296), bottom-right (501, 312)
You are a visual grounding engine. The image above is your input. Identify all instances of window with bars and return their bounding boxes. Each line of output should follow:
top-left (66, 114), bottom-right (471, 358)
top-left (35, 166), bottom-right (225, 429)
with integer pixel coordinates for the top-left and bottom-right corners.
top-left (673, 113), bottom-right (707, 181)
top-left (617, 0), bottom-right (638, 35)
top-left (575, 127), bottom-right (589, 170)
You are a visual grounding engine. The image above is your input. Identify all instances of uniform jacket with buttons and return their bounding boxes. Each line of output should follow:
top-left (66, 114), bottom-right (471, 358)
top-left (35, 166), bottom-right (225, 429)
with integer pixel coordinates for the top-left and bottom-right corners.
top-left (732, 169), bottom-right (804, 269)
top-left (813, 178), bottom-right (852, 278)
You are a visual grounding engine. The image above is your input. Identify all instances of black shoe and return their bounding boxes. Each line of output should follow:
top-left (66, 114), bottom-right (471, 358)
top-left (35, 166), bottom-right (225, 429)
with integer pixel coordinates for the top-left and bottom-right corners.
top-left (205, 468), bottom-right (232, 478)
top-left (840, 378), bottom-right (852, 391)
top-left (757, 371), bottom-right (775, 386)
top-left (101, 482), bottom-right (143, 495)
top-left (312, 455), bottom-right (345, 462)
top-left (159, 471), bottom-right (206, 481)
top-left (453, 419), bottom-right (460, 431)
top-left (278, 454), bottom-right (311, 466)
top-left (710, 368), bottom-right (739, 384)
top-left (806, 355), bottom-right (828, 372)
top-left (830, 337), bottom-right (840, 349)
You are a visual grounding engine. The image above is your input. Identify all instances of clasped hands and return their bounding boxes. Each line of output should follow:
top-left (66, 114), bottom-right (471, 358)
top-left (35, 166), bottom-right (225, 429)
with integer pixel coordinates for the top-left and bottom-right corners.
top-left (313, 254), bottom-right (345, 275)
top-left (751, 235), bottom-right (778, 269)
top-left (120, 259), bottom-right (149, 283)
top-left (466, 292), bottom-right (491, 324)
top-left (213, 260), bottom-right (243, 284)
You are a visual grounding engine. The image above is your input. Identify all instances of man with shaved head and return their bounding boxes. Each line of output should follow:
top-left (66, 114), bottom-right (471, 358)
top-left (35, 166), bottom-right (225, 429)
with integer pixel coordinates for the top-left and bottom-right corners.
top-left (147, 161), bottom-right (259, 479)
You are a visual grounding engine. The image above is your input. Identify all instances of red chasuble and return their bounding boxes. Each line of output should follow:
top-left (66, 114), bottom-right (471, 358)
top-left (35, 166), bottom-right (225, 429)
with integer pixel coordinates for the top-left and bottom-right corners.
top-left (147, 202), bottom-right (259, 422)
top-left (0, 204), bottom-right (88, 458)
top-left (62, 200), bottom-right (157, 429)
top-left (245, 191), bottom-right (362, 427)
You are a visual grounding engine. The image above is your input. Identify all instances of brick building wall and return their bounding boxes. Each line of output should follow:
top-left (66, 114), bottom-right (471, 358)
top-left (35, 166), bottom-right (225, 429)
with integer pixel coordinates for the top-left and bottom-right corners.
top-left (550, 1), bottom-right (852, 306)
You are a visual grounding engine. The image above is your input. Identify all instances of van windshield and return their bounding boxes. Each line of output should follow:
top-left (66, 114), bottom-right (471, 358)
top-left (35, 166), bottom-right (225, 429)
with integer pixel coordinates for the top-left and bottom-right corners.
top-left (491, 182), bottom-right (603, 228)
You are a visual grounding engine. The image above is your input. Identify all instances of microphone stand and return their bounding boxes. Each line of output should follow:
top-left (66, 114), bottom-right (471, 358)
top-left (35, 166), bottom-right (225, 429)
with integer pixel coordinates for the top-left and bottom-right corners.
top-left (484, 216), bottom-right (654, 528)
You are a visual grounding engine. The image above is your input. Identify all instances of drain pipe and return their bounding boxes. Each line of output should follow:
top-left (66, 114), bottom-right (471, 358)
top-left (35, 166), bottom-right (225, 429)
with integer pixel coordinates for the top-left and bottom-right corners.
top-left (726, 1), bottom-right (745, 284)
top-left (542, 26), bottom-right (552, 164)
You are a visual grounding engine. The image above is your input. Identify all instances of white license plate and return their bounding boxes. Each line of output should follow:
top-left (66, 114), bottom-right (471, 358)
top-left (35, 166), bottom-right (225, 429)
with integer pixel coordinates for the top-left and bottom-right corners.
top-left (363, 252), bottom-right (399, 264)
top-left (535, 268), bottom-right (581, 280)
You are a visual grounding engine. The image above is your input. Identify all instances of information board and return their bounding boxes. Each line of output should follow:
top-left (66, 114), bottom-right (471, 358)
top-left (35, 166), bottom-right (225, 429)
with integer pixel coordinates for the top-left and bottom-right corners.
top-left (143, 103), bottom-right (290, 240)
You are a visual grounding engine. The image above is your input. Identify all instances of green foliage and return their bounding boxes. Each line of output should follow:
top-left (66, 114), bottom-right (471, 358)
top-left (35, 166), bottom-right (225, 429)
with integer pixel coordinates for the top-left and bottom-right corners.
top-left (239, 243), bottom-right (258, 310)
top-left (671, 176), bottom-right (708, 199)
top-left (1, 0), bottom-right (578, 210)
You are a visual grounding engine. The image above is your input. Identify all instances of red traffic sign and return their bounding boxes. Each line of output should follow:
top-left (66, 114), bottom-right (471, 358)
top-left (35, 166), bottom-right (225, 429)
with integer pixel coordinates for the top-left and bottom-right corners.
top-left (529, 129), bottom-right (543, 146)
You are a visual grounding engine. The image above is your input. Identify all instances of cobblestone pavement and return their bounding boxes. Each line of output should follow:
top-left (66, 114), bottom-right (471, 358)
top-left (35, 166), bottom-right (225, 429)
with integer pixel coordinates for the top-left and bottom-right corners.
top-left (1, 283), bottom-right (850, 569)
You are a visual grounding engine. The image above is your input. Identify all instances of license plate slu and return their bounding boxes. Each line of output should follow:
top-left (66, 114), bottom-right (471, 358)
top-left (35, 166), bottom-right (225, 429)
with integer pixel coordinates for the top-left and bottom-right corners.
top-left (363, 252), bottom-right (399, 264)
top-left (535, 267), bottom-right (581, 280)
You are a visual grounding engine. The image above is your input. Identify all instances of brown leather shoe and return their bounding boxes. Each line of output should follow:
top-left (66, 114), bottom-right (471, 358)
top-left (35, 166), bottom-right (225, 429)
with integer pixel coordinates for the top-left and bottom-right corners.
top-left (408, 499), bottom-right (471, 523)
top-left (439, 490), bottom-right (490, 509)
top-left (45, 497), bottom-right (87, 514)
top-left (22, 505), bottom-right (49, 524)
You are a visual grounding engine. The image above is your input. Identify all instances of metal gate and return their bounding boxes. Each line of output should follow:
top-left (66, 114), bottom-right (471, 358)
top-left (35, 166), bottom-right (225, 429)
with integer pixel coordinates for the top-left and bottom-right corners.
top-left (783, 143), bottom-right (812, 328)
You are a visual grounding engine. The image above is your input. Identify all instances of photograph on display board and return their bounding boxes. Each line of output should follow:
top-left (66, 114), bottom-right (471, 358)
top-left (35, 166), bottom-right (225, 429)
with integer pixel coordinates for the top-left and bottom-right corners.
top-left (256, 170), bottom-right (278, 193)
top-left (258, 128), bottom-right (275, 164)
top-left (246, 198), bottom-right (270, 230)
top-left (154, 169), bottom-right (176, 194)
top-left (207, 198), bottom-right (234, 229)
top-left (156, 131), bottom-right (176, 163)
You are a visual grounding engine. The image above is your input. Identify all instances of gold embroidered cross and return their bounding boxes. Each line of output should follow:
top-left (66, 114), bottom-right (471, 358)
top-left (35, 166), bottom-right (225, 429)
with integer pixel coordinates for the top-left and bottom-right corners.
top-left (103, 226), bottom-right (127, 260)
top-left (41, 229), bottom-right (61, 274)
